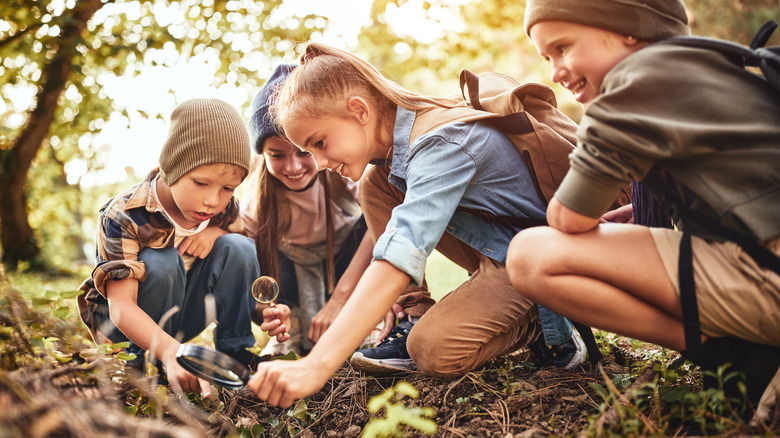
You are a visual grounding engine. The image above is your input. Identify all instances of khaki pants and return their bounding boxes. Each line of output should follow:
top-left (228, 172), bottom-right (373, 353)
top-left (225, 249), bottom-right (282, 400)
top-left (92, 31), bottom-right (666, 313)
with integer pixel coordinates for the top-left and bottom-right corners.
top-left (651, 228), bottom-right (780, 347)
top-left (359, 165), bottom-right (541, 376)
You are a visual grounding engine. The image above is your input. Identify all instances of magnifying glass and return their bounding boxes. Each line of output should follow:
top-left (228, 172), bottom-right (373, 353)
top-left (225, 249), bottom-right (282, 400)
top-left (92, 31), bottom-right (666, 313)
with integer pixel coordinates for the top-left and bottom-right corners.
top-left (176, 344), bottom-right (251, 390)
top-left (252, 276), bottom-right (287, 336)
top-left (252, 276), bottom-right (280, 305)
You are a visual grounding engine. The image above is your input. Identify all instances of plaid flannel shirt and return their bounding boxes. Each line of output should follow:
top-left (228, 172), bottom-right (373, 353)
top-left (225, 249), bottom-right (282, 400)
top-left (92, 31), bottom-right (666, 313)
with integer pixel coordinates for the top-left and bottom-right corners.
top-left (77, 168), bottom-right (239, 343)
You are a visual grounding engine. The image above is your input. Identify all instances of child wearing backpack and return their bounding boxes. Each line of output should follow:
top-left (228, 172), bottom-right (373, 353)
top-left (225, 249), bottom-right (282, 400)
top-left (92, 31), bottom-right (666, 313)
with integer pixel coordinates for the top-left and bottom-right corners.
top-left (508, 0), bottom-right (780, 409)
top-left (246, 43), bottom-right (591, 407)
top-left (241, 64), bottom-right (374, 355)
top-left (77, 99), bottom-right (262, 397)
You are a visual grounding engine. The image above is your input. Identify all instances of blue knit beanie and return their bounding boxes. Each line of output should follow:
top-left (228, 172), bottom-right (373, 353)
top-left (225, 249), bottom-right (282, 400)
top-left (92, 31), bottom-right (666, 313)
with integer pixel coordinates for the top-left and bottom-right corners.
top-left (248, 64), bottom-right (297, 154)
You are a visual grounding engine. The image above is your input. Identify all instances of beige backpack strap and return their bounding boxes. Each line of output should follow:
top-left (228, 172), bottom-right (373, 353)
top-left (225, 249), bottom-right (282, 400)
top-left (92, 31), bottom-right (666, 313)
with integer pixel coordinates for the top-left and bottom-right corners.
top-left (410, 70), bottom-right (577, 204)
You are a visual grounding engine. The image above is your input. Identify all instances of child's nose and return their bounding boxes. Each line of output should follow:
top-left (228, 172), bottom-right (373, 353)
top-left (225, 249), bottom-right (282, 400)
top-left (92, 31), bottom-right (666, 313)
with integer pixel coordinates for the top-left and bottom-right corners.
top-left (550, 61), bottom-right (567, 84)
top-left (204, 189), bottom-right (220, 207)
top-left (287, 156), bottom-right (305, 172)
top-left (311, 152), bottom-right (328, 171)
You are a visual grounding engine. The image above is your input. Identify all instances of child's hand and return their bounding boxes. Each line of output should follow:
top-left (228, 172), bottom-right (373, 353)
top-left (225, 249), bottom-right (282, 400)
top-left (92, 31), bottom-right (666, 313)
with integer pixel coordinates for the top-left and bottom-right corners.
top-left (308, 297), bottom-right (346, 345)
top-left (376, 303), bottom-right (405, 342)
top-left (179, 227), bottom-right (228, 258)
top-left (248, 355), bottom-right (332, 408)
top-left (260, 304), bottom-right (291, 342)
top-left (600, 204), bottom-right (634, 224)
top-left (163, 352), bottom-right (212, 398)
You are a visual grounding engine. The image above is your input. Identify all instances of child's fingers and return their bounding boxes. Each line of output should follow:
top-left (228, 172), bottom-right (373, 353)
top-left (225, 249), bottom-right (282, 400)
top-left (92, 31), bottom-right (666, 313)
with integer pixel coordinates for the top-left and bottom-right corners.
top-left (198, 378), bottom-right (212, 398)
top-left (260, 318), bottom-right (282, 332)
top-left (276, 330), bottom-right (291, 342)
top-left (178, 238), bottom-right (191, 256)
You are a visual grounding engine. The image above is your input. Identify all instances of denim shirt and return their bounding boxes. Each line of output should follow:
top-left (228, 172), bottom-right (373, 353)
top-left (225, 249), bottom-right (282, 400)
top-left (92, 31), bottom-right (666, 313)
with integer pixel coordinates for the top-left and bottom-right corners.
top-left (372, 107), bottom-right (547, 285)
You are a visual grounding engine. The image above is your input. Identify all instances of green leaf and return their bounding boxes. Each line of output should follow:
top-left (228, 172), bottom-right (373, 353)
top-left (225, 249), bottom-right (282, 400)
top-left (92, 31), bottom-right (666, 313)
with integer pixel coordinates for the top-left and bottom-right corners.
top-left (117, 352), bottom-right (136, 361)
top-left (58, 290), bottom-right (83, 299)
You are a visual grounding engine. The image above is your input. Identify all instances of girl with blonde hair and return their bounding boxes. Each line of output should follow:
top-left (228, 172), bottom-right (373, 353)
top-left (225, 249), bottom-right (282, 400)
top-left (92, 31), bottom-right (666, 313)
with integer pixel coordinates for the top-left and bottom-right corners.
top-left (242, 64), bottom-right (374, 355)
top-left (247, 43), bottom-right (584, 406)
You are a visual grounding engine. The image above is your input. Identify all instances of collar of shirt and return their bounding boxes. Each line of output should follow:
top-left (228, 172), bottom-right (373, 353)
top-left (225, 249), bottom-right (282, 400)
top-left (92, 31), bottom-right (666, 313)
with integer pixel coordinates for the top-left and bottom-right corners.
top-left (123, 168), bottom-right (164, 214)
top-left (385, 107), bottom-right (418, 193)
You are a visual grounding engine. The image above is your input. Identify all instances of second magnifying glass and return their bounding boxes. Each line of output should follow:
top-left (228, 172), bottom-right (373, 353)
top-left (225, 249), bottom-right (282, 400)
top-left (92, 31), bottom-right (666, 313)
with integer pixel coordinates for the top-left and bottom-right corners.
top-left (251, 276), bottom-right (287, 336)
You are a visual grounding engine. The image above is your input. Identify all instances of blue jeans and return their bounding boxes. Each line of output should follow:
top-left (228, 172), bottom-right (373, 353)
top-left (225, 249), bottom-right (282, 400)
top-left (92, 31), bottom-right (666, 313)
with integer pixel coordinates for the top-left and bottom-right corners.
top-left (538, 306), bottom-right (573, 345)
top-left (98, 233), bottom-right (260, 356)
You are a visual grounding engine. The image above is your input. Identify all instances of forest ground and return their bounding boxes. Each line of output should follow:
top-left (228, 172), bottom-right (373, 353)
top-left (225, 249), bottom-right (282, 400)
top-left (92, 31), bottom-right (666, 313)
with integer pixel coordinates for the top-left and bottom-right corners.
top-left (0, 268), bottom-right (778, 437)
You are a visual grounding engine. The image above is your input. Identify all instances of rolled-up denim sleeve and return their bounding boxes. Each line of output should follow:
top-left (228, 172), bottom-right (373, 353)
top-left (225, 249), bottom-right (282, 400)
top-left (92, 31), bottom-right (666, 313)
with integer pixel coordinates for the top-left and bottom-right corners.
top-left (373, 227), bottom-right (428, 285)
top-left (372, 130), bottom-right (476, 285)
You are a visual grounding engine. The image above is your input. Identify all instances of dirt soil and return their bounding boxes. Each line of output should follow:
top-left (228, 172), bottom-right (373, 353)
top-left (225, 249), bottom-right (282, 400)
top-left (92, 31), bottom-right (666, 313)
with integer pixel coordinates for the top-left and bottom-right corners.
top-left (230, 354), bottom-right (611, 437)
top-left (0, 337), bottom-right (637, 437)
top-left (0, 275), bottom-right (777, 438)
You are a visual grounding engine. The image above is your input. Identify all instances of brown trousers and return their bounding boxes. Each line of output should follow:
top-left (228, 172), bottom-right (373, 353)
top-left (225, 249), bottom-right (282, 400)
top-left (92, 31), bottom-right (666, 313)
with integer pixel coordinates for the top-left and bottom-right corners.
top-left (358, 165), bottom-right (541, 376)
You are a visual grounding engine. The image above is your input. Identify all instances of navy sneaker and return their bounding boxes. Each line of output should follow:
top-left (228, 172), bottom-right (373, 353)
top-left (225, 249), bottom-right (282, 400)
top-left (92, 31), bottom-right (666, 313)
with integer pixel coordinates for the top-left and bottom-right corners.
top-left (528, 329), bottom-right (587, 370)
top-left (350, 319), bottom-right (416, 374)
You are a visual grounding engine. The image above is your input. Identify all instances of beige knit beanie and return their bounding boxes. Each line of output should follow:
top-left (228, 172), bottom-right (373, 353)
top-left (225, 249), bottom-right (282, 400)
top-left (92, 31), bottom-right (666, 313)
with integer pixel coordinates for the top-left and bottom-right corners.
top-left (159, 98), bottom-right (251, 186)
top-left (524, 0), bottom-right (690, 41)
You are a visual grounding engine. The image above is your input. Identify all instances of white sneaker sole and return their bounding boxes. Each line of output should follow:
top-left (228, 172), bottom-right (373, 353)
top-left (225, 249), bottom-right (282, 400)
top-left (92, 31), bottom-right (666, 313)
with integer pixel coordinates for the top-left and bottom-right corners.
top-left (349, 352), bottom-right (415, 374)
top-left (565, 329), bottom-right (588, 369)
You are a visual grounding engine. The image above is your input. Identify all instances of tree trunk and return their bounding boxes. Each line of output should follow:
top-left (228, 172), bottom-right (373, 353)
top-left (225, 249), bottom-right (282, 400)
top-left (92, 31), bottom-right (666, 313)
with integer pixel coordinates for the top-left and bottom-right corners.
top-left (0, 0), bottom-right (103, 267)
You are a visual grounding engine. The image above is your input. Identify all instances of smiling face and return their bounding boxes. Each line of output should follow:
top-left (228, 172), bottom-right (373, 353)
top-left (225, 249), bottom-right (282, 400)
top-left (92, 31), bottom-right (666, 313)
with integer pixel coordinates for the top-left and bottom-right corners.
top-left (283, 97), bottom-right (390, 182)
top-left (529, 21), bottom-right (643, 105)
top-left (262, 136), bottom-right (319, 191)
top-left (162, 163), bottom-right (244, 229)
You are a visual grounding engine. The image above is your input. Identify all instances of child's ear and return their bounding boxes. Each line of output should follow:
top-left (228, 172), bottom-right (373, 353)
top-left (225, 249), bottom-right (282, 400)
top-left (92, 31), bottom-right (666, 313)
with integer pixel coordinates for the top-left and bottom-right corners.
top-left (346, 96), bottom-right (371, 125)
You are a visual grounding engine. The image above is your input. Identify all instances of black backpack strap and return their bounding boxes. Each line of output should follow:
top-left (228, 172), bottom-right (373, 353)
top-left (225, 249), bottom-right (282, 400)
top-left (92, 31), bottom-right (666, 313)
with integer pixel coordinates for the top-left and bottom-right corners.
top-left (571, 321), bottom-right (604, 365)
top-left (658, 20), bottom-right (780, 91)
top-left (679, 224), bottom-right (702, 362)
top-left (685, 209), bottom-right (780, 275)
top-left (750, 19), bottom-right (778, 50)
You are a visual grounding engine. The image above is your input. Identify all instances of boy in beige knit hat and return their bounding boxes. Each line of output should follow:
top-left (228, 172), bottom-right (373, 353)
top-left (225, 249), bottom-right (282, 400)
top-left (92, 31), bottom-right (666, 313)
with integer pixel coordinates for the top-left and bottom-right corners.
top-left (508, 0), bottom-right (780, 416)
top-left (78, 98), bottom-right (262, 397)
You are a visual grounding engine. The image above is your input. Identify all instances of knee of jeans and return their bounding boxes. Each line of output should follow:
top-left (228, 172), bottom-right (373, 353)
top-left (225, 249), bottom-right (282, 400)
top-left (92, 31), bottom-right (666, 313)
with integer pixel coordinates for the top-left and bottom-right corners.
top-left (407, 328), bottom-right (474, 376)
top-left (214, 234), bottom-right (260, 267)
top-left (139, 247), bottom-right (183, 287)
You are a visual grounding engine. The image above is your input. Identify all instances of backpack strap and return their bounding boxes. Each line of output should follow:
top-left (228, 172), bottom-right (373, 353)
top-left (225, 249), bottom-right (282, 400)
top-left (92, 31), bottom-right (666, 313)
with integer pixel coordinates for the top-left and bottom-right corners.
top-left (459, 69), bottom-right (535, 135)
top-left (571, 321), bottom-right (604, 365)
top-left (657, 20), bottom-right (780, 91)
top-left (647, 173), bottom-right (780, 363)
top-left (679, 224), bottom-right (702, 362)
top-left (749, 19), bottom-right (778, 50)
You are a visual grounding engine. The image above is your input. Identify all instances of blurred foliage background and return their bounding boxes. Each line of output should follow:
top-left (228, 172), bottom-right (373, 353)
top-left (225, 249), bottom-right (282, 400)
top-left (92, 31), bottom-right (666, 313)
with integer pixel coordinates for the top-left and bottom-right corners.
top-left (0, 0), bottom-right (778, 273)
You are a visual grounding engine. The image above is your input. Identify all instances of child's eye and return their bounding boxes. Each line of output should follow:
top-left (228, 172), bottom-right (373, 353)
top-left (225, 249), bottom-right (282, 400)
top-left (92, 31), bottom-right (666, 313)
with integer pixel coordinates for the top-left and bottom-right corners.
top-left (313, 139), bottom-right (324, 149)
top-left (222, 186), bottom-right (236, 193)
top-left (556, 45), bottom-right (566, 54)
top-left (297, 150), bottom-right (312, 157)
top-left (193, 180), bottom-right (207, 187)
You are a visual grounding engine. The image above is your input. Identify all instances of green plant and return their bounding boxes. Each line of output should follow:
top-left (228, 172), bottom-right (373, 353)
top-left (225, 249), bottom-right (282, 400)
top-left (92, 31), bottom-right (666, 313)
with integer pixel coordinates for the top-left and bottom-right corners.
top-left (362, 381), bottom-right (437, 438)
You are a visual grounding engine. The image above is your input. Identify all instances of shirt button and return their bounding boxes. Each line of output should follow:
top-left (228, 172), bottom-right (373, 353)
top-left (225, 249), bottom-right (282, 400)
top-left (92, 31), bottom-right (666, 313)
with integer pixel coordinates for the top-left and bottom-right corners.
top-left (485, 248), bottom-right (494, 253)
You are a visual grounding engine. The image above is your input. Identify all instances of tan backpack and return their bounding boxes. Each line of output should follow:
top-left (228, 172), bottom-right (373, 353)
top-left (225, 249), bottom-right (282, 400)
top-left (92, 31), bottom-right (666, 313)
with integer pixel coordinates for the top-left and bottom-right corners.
top-left (410, 70), bottom-right (578, 205)
top-left (411, 71), bottom-right (615, 365)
